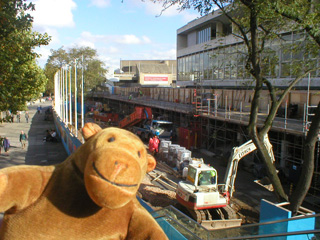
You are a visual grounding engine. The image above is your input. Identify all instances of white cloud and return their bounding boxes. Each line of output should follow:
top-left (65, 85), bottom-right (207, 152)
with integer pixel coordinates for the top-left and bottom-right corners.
top-left (35, 27), bottom-right (61, 45)
top-left (108, 46), bottom-right (119, 54)
top-left (79, 32), bottom-right (152, 45)
top-left (126, 0), bottom-right (200, 23)
top-left (99, 54), bottom-right (120, 69)
top-left (34, 46), bottom-right (52, 68)
top-left (74, 40), bottom-right (95, 49)
top-left (29, 0), bottom-right (77, 28)
top-left (155, 48), bottom-right (176, 59)
top-left (116, 35), bottom-right (141, 44)
top-left (90, 0), bottom-right (111, 8)
top-left (143, 1), bottom-right (181, 17)
top-left (182, 12), bottom-right (200, 23)
top-left (142, 36), bottom-right (151, 44)
top-left (139, 48), bottom-right (176, 60)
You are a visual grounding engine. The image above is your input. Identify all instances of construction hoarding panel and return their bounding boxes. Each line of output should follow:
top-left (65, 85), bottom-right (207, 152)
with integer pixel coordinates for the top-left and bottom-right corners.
top-left (174, 88), bottom-right (179, 103)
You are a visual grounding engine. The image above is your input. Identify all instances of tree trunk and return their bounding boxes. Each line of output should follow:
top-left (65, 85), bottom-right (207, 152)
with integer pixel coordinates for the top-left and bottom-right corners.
top-left (289, 101), bottom-right (320, 215)
top-left (255, 135), bottom-right (288, 202)
top-left (245, 1), bottom-right (289, 202)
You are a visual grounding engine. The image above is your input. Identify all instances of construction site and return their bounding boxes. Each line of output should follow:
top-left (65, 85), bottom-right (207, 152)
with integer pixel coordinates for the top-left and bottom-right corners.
top-left (49, 76), bottom-right (320, 238)
top-left (88, 83), bottom-right (320, 212)
top-left (48, 5), bottom-right (320, 237)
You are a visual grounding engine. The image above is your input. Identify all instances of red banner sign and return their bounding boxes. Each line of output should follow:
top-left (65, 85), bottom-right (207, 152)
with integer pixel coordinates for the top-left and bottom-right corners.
top-left (144, 76), bottom-right (168, 82)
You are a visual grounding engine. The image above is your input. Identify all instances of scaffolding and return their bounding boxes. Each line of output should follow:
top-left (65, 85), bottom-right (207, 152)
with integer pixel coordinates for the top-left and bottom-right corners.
top-left (91, 86), bottom-right (320, 210)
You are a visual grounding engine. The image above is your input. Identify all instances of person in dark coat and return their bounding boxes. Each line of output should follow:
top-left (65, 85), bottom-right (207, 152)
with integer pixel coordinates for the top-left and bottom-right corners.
top-left (3, 137), bottom-right (10, 154)
top-left (25, 111), bottom-right (29, 123)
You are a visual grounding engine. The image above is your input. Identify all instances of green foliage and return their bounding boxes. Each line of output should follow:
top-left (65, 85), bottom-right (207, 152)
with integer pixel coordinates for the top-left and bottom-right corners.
top-left (0, 0), bottom-right (51, 111)
top-left (272, 0), bottom-right (320, 44)
top-left (44, 46), bottom-right (107, 95)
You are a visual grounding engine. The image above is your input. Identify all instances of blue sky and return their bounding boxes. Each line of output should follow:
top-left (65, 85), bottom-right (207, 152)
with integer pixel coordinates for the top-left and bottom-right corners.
top-left (29, 0), bottom-right (200, 70)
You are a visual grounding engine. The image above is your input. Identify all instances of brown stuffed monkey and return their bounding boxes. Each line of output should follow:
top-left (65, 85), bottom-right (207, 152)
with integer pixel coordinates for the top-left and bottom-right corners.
top-left (0, 123), bottom-right (168, 240)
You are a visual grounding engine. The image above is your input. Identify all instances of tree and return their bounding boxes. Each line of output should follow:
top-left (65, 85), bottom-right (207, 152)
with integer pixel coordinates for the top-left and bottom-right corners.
top-left (0, 0), bottom-right (51, 112)
top-left (43, 47), bottom-right (69, 95)
top-left (44, 46), bottom-right (107, 96)
top-left (271, 0), bottom-right (320, 215)
top-left (157, 0), bottom-right (320, 212)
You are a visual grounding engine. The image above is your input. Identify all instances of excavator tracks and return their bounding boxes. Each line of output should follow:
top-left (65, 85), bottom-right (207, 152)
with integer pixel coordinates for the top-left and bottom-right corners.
top-left (221, 204), bottom-right (238, 219)
top-left (186, 209), bottom-right (210, 223)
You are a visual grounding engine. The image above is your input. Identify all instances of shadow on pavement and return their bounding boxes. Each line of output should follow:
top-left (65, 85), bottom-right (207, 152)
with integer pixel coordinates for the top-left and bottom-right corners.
top-left (25, 104), bottom-right (68, 166)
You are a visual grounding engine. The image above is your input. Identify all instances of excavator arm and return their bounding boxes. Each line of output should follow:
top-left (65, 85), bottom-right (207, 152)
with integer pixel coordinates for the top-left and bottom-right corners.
top-left (223, 135), bottom-right (275, 197)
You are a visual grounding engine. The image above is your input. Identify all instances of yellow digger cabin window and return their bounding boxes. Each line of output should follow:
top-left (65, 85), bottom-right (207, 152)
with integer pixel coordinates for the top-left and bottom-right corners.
top-left (198, 170), bottom-right (216, 186)
top-left (187, 167), bottom-right (197, 184)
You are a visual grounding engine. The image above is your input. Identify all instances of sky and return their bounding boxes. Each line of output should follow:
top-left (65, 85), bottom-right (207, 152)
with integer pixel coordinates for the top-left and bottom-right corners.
top-left (28, 0), bottom-right (200, 71)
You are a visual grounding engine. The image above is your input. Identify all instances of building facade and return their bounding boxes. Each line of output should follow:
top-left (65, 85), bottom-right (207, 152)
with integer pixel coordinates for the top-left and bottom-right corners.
top-left (177, 10), bottom-right (320, 89)
top-left (115, 60), bottom-right (177, 86)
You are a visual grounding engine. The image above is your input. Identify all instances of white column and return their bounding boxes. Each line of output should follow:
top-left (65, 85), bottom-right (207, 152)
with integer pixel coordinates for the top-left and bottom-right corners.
top-left (65, 67), bottom-right (69, 124)
top-left (60, 69), bottom-right (63, 119)
top-left (62, 68), bottom-right (65, 122)
top-left (69, 65), bottom-right (72, 126)
top-left (54, 72), bottom-right (59, 116)
top-left (81, 55), bottom-right (84, 128)
top-left (74, 60), bottom-right (78, 137)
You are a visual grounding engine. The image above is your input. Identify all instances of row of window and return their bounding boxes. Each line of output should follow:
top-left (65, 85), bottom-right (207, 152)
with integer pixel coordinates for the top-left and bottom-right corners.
top-left (196, 23), bottom-right (232, 44)
top-left (179, 32), bottom-right (320, 81)
top-left (197, 26), bottom-right (212, 44)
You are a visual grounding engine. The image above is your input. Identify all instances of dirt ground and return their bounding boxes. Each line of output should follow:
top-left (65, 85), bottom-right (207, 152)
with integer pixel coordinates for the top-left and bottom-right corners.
top-left (138, 148), bottom-right (278, 225)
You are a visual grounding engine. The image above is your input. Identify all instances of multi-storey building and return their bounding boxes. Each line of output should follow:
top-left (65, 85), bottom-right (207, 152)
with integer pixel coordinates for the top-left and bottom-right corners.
top-left (176, 9), bottom-right (320, 89)
top-left (173, 9), bottom-right (320, 207)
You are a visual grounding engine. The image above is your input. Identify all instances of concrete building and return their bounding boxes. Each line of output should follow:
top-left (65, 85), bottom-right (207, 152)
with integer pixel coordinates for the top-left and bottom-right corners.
top-left (176, 9), bottom-right (320, 89)
top-left (114, 60), bottom-right (177, 86)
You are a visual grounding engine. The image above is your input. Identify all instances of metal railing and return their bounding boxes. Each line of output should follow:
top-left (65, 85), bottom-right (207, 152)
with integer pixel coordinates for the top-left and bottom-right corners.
top-left (151, 206), bottom-right (320, 240)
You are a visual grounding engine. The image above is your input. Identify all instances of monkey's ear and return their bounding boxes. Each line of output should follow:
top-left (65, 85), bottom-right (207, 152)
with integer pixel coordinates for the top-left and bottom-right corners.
top-left (146, 154), bottom-right (156, 173)
top-left (82, 123), bottom-right (102, 141)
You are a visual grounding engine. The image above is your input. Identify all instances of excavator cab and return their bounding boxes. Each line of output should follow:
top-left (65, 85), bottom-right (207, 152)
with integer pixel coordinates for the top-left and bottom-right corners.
top-left (187, 165), bottom-right (217, 188)
top-left (198, 170), bottom-right (216, 186)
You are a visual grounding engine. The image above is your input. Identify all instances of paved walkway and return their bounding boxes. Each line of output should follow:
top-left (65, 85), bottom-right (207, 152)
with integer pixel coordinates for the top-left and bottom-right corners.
top-left (0, 101), bottom-right (68, 168)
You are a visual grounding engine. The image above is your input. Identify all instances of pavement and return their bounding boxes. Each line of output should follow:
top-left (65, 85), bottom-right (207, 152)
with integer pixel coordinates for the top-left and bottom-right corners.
top-left (0, 101), bottom-right (68, 168)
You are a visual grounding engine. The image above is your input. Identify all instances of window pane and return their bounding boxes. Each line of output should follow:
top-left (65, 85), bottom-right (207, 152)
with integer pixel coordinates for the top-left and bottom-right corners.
top-left (200, 52), bottom-right (204, 78)
top-left (281, 63), bottom-right (291, 77)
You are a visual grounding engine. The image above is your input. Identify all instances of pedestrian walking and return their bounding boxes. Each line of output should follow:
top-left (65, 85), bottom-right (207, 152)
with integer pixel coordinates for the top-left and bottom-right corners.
top-left (25, 111), bottom-right (29, 123)
top-left (3, 137), bottom-right (10, 154)
top-left (19, 131), bottom-right (28, 149)
top-left (16, 111), bottom-right (21, 123)
top-left (0, 135), bottom-right (3, 155)
top-left (10, 113), bottom-right (14, 123)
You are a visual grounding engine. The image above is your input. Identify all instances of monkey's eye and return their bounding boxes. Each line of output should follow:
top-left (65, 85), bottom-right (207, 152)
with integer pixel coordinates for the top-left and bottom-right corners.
top-left (138, 151), bottom-right (141, 158)
top-left (108, 137), bottom-right (115, 142)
